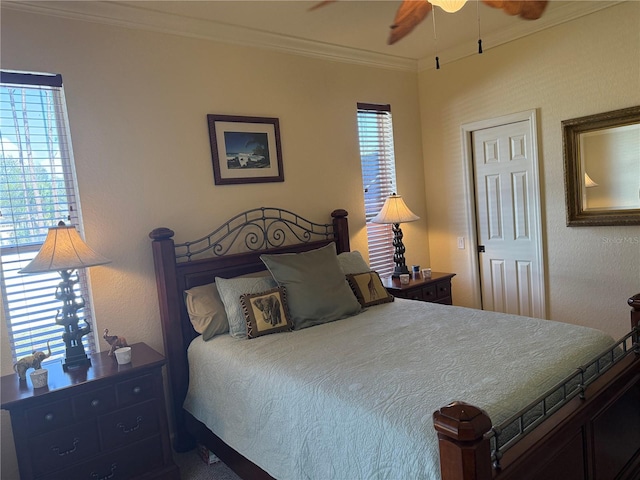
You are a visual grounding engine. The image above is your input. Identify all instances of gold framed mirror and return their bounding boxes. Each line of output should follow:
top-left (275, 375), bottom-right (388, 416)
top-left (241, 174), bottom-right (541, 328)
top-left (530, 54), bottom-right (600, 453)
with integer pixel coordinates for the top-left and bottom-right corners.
top-left (563, 106), bottom-right (640, 226)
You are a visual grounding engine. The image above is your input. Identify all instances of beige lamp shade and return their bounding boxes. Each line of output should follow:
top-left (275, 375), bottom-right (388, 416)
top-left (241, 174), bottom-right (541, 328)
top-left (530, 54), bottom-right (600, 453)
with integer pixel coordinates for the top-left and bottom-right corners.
top-left (20, 222), bottom-right (110, 273)
top-left (371, 194), bottom-right (420, 225)
top-left (430, 0), bottom-right (467, 13)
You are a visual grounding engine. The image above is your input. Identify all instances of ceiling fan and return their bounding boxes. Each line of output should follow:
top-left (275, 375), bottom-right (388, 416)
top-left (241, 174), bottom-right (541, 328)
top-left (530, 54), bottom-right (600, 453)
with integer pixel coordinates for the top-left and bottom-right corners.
top-left (312, 0), bottom-right (549, 45)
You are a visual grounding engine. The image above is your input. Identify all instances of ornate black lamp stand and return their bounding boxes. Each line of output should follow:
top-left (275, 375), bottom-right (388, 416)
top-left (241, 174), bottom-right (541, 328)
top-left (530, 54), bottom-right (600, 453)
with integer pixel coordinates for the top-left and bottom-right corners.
top-left (55, 269), bottom-right (92, 370)
top-left (391, 223), bottom-right (410, 277)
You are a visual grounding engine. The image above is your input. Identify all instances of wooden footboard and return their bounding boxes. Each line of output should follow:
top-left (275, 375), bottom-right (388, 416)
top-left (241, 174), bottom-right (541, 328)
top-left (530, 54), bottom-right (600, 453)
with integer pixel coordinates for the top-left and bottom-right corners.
top-left (434, 293), bottom-right (640, 480)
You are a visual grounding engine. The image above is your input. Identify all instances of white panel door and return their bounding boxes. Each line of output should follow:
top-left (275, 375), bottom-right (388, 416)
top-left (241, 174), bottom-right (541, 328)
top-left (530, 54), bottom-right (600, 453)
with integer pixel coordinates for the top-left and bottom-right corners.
top-left (472, 120), bottom-right (544, 317)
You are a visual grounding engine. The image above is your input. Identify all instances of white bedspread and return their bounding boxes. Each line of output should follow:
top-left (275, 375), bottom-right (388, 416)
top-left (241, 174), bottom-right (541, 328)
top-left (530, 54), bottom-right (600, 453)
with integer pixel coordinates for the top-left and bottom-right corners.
top-left (184, 299), bottom-right (614, 480)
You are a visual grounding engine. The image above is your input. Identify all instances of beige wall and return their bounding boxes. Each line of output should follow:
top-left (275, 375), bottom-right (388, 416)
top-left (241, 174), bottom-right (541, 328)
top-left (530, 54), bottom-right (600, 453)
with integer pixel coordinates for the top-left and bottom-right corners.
top-left (420, 2), bottom-right (640, 339)
top-left (2, 2), bottom-right (640, 476)
top-left (0, 8), bottom-right (426, 476)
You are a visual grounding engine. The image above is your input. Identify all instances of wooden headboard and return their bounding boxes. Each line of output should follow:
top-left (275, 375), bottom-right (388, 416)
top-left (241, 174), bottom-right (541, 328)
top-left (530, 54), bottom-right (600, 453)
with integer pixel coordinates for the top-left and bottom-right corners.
top-left (149, 207), bottom-right (350, 450)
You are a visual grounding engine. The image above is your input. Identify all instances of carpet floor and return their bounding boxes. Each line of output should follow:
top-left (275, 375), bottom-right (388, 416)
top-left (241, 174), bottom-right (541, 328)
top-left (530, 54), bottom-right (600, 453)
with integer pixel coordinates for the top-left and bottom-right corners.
top-left (174, 450), bottom-right (242, 480)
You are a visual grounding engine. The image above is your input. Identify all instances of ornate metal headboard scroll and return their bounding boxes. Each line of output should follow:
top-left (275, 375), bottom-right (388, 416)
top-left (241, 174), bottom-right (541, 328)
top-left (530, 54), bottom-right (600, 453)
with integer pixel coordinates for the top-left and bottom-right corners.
top-left (174, 207), bottom-right (342, 262)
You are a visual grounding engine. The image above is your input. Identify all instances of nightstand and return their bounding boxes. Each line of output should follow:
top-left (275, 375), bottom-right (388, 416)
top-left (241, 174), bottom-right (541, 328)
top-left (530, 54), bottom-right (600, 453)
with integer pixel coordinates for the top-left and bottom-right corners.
top-left (382, 272), bottom-right (456, 305)
top-left (1, 342), bottom-right (179, 480)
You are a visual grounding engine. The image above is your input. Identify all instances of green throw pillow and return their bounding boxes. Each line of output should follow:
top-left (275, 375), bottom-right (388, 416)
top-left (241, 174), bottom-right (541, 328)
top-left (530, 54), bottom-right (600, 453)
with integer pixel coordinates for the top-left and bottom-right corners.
top-left (260, 243), bottom-right (361, 329)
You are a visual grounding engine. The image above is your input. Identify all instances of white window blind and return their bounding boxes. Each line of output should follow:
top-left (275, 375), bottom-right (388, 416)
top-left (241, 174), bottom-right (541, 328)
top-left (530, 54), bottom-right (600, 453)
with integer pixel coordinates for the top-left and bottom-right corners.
top-left (0, 71), bottom-right (96, 364)
top-left (357, 103), bottom-right (398, 277)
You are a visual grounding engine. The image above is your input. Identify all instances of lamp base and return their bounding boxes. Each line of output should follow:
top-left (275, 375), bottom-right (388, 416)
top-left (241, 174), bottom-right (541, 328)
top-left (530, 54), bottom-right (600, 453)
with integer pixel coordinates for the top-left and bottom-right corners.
top-left (390, 223), bottom-right (411, 278)
top-left (391, 265), bottom-right (410, 278)
top-left (62, 345), bottom-right (91, 371)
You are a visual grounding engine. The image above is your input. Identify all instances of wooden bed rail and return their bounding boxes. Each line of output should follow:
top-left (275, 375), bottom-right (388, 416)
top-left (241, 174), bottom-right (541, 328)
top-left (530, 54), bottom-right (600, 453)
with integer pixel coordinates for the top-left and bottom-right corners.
top-left (434, 293), bottom-right (640, 480)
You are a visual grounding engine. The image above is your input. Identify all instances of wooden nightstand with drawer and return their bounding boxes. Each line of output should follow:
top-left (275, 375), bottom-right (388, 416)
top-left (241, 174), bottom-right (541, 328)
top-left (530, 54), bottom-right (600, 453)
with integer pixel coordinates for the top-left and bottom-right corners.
top-left (1, 342), bottom-right (179, 480)
top-left (382, 272), bottom-right (456, 305)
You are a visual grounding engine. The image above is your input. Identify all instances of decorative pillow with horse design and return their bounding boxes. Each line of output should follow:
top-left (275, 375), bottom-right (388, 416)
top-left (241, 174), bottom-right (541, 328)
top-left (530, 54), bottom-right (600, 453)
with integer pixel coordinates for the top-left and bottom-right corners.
top-left (347, 271), bottom-right (394, 307)
top-left (240, 287), bottom-right (293, 339)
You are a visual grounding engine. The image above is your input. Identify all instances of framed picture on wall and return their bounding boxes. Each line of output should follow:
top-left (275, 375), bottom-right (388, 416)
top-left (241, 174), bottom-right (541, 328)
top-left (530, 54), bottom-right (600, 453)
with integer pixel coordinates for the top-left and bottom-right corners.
top-left (207, 114), bottom-right (284, 185)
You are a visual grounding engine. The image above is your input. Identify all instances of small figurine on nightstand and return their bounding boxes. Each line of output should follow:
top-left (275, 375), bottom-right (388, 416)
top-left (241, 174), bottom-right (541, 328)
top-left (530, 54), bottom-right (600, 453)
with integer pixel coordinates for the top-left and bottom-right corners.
top-left (13, 341), bottom-right (51, 380)
top-left (103, 328), bottom-right (128, 356)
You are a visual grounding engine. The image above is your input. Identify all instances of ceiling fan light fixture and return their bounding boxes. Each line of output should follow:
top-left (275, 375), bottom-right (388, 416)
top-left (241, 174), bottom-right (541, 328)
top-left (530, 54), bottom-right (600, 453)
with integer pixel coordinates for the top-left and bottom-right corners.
top-left (430, 0), bottom-right (467, 14)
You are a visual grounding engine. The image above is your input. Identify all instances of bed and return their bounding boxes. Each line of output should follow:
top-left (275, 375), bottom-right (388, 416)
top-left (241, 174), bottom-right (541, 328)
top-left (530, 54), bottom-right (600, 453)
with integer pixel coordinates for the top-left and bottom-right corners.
top-left (150, 207), bottom-right (640, 480)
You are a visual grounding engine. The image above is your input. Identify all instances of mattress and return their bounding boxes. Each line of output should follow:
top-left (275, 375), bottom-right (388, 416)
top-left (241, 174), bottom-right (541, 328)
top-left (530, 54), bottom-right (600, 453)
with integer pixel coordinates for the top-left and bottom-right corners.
top-left (184, 299), bottom-right (615, 480)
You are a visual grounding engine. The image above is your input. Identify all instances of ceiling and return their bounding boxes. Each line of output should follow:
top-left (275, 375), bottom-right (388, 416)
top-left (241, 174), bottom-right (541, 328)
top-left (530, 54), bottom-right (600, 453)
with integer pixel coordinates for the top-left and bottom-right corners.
top-left (5, 1), bottom-right (620, 71)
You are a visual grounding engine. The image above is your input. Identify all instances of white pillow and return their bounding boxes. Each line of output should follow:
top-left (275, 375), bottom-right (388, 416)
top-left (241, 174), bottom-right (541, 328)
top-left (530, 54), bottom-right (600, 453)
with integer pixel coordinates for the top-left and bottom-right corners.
top-left (216, 275), bottom-right (278, 338)
top-left (337, 250), bottom-right (371, 275)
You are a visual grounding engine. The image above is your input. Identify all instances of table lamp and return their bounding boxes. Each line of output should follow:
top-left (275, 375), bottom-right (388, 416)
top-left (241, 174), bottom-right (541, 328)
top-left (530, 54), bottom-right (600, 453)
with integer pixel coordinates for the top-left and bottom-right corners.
top-left (371, 193), bottom-right (419, 277)
top-left (20, 221), bottom-right (110, 370)
top-left (584, 172), bottom-right (599, 188)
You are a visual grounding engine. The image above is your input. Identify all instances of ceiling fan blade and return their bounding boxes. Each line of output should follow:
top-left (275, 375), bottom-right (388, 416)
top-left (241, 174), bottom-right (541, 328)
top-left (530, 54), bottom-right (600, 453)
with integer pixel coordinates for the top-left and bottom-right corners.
top-left (482, 0), bottom-right (548, 20)
top-left (518, 0), bottom-right (548, 20)
top-left (311, 0), bottom-right (547, 46)
top-left (388, 0), bottom-right (433, 45)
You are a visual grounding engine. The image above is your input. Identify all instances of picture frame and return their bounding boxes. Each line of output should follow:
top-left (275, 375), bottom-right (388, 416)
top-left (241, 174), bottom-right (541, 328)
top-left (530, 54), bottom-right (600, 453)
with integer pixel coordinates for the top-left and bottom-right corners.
top-left (562, 106), bottom-right (640, 226)
top-left (207, 114), bottom-right (284, 185)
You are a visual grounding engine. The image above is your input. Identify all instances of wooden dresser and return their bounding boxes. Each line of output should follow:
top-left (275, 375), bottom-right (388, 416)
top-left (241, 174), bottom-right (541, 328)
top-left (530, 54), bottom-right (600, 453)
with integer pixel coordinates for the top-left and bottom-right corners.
top-left (382, 272), bottom-right (456, 305)
top-left (1, 342), bottom-right (179, 480)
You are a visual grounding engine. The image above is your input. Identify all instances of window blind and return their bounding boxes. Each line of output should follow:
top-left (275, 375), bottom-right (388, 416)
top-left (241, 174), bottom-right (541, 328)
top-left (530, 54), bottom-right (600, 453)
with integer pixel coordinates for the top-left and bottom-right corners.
top-left (357, 103), bottom-right (398, 277)
top-left (0, 71), bottom-right (96, 363)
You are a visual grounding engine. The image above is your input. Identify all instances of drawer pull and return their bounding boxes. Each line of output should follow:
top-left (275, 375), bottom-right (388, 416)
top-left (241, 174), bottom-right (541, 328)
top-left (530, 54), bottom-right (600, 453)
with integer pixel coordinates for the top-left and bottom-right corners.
top-left (44, 413), bottom-right (54, 422)
top-left (117, 415), bottom-right (143, 433)
top-left (91, 399), bottom-right (100, 408)
top-left (132, 386), bottom-right (142, 394)
top-left (51, 437), bottom-right (79, 456)
top-left (91, 463), bottom-right (117, 480)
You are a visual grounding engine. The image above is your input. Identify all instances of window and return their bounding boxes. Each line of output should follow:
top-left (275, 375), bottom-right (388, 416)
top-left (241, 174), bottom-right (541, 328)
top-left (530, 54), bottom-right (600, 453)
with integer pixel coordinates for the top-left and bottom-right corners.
top-left (357, 103), bottom-right (398, 277)
top-left (0, 71), bottom-right (96, 364)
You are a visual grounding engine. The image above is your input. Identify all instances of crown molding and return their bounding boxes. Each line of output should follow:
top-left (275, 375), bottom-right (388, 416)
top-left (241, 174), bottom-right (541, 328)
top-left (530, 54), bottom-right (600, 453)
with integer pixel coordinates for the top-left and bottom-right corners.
top-left (4, 1), bottom-right (621, 73)
top-left (3, 1), bottom-right (418, 72)
top-left (417, 1), bottom-right (622, 71)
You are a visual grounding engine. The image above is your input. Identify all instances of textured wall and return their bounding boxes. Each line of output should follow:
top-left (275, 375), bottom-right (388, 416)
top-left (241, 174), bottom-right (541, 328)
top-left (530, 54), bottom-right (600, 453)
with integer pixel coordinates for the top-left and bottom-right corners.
top-left (419, 2), bottom-right (640, 339)
top-left (0, 8), bottom-right (426, 476)
top-left (2, 2), bottom-right (639, 477)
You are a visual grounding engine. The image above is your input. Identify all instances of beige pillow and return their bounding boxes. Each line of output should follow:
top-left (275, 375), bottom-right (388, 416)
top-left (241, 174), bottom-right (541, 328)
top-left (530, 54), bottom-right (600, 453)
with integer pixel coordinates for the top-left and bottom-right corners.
top-left (184, 283), bottom-right (229, 340)
top-left (185, 271), bottom-right (273, 341)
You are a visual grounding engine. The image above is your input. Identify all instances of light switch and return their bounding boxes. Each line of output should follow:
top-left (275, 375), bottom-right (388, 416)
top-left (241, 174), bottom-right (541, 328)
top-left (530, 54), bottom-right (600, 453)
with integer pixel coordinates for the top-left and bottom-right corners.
top-left (457, 237), bottom-right (465, 249)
